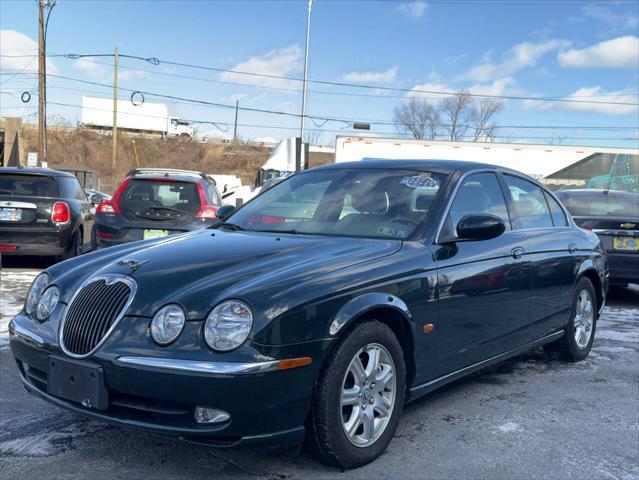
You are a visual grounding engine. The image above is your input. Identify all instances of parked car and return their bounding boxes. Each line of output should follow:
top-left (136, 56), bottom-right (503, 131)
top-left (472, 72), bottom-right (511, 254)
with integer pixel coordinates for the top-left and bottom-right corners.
top-left (10, 160), bottom-right (607, 469)
top-left (94, 168), bottom-right (222, 248)
top-left (556, 189), bottom-right (638, 286)
top-left (0, 167), bottom-right (95, 259)
top-left (84, 188), bottom-right (111, 206)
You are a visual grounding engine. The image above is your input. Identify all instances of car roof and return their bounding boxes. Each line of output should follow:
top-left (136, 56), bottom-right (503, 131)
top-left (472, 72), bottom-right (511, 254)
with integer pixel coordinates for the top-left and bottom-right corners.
top-left (127, 173), bottom-right (207, 183)
top-left (0, 166), bottom-right (75, 178)
top-left (312, 158), bottom-right (526, 176)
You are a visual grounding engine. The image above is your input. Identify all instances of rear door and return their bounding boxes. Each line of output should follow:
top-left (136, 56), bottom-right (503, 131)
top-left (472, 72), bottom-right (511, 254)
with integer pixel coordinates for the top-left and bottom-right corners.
top-left (117, 178), bottom-right (203, 241)
top-left (502, 175), bottom-right (577, 338)
top-left (434, 171), bottom-right (531, 375)
top-left (0, 173), bottom-right (59, 233)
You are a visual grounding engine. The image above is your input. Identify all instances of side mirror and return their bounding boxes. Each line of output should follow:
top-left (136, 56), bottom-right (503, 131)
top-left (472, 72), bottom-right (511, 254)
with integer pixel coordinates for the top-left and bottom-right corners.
top-left (456, 214), bottom-right (505, 241)
top-left (90, 194), bottom-right (103, 205)
top-left (216, 204), bottom-right (236, 220)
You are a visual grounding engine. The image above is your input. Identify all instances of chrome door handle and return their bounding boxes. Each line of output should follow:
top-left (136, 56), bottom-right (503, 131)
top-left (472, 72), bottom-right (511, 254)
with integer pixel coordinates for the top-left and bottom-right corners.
top-left (511, 247), bottom-right (525, 259)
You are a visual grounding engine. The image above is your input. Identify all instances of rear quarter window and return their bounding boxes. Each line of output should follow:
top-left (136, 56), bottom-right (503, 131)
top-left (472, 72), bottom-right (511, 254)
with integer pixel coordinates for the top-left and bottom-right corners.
top-left (0, 174), bottom-right (59, 197)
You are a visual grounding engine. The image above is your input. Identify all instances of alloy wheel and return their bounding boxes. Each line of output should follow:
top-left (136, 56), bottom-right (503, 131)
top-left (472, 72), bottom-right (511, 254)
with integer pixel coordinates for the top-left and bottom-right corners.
top-left (574, 289), bottom-right (594, 349)
top-left (340, 343), bottom-right (396, 448)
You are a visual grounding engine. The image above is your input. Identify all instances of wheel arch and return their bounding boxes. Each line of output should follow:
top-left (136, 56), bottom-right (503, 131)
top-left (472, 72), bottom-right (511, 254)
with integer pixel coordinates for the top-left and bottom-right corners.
top-left (579, 268), bottom-right (603, 317)
top-left (328, 293), bottom-right (416, 387)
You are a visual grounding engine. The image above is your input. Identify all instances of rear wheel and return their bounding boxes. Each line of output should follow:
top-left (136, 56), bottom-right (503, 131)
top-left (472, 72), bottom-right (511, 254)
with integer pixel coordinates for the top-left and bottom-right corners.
top-left (307, 320), bottom-right (406, 469)
top-left (59, 230), bottom-right (82, 261)
top-left (544, 277), bottom-right (596, 362)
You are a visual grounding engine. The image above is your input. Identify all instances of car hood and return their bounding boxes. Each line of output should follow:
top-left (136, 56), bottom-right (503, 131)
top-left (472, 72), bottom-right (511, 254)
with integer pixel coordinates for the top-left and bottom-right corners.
top-left (56, 229), bottom-right (402, 320)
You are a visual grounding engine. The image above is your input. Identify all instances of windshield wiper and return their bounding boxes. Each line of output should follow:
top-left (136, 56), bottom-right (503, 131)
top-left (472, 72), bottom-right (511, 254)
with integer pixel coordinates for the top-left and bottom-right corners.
top-left (145, 206), bottom-right (189, 215)
top-left (253, 228), bottom-right (309, 235)
top-left (215, 222), bottom-right (245, 231)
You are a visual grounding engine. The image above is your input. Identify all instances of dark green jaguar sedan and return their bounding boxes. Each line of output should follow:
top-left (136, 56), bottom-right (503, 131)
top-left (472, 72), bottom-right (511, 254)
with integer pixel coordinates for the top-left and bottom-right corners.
top-left (10, 160), bottom-right (608, 468)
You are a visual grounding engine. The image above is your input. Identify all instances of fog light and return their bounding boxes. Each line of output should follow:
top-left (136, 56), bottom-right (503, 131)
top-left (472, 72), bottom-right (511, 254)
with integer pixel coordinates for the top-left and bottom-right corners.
top-left (194, 406), bottom-right (230, 424)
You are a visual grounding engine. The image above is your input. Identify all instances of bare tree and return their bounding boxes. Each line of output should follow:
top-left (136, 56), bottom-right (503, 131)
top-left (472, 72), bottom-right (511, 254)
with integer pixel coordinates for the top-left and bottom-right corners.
top-left (439, 90), bottom-right (475, 141)
top-left (394, 91), bottom-right (503, 142)
top-left (304, 128), bottom-right (324, 146)
top-left (394, 97), bottom-right (440, 140)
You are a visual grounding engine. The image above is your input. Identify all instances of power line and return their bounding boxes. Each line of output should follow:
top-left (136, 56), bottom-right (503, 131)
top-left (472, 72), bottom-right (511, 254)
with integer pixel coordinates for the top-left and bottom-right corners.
top-left (43, 100), bottom-right (639, 142)
top-left (6, 50), bottom-right (638, 105)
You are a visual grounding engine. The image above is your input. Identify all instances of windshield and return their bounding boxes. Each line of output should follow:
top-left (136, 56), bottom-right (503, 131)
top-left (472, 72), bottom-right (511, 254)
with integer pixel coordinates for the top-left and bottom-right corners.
top-left (226, 168), bottom-right (447, 239)
top-left (558, 191), bottom-right (639, 217)
top-left (0, 174), bottom-right (59, 197)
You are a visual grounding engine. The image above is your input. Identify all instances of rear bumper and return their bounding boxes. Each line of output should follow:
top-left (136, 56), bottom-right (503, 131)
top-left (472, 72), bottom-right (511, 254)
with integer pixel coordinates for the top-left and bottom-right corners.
top-left (607, 251), bottom-right (639, 284)
top-left (95, 216), bottom-right (215, 249)
top-left (0, 226), bottom-right (71, 256)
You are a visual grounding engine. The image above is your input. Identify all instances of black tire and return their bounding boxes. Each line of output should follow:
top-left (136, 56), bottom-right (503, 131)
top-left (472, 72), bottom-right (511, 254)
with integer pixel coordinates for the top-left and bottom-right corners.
top-left (544, 277), bottom-right (597, 362)
top-left (60, 229), bottom-right (82, 261)
top-left (90, 227), bottom-right (97, 252)
top-left (307, 320), bottom-right (406, 469)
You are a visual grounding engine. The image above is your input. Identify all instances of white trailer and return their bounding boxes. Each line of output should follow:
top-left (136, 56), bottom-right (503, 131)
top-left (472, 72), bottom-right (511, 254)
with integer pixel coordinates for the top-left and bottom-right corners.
top-left (335, 136), bottom-right (637, 179)
top-left (81, 96), bottom-right (193, 137)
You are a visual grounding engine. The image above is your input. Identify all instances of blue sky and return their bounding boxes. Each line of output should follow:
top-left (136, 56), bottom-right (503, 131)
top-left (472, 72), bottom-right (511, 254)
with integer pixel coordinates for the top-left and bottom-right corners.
top-left (1, 0), bottom-right (638, 147)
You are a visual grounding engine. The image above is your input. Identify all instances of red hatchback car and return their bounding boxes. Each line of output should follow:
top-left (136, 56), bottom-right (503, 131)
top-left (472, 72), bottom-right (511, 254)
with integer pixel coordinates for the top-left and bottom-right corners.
top-left (94, 168), bottom-right (222, 249)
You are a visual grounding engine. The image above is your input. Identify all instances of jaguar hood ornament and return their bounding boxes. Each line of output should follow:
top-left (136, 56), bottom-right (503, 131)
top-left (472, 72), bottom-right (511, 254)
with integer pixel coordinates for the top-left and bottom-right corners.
top-left (115, 259), bottom-right (149, 274)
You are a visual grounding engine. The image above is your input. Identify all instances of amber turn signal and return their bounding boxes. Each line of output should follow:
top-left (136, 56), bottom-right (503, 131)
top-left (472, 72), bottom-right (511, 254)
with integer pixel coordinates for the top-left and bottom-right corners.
top-left (422, 323), bottom-right (435, 334)
top-left (276, 357), bottom-right (313, 371)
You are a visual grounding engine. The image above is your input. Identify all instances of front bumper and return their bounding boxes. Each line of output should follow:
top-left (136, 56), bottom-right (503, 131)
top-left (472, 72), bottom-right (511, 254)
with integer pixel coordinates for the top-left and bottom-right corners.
top-left (9, 314), bottom-right (328, 447)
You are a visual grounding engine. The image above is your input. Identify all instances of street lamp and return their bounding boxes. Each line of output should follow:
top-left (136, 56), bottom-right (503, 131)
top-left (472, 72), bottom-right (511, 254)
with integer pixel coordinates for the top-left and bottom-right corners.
top-left (300, 0), bottom-right (313, 138)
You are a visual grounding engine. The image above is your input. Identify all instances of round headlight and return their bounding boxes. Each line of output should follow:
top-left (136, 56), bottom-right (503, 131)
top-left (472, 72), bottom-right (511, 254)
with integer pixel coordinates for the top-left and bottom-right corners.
top-left (26, 273), bottom-right (50, 316)
top-left (36, 285), bottom-right (60, 321)
top-left (150, 304), bottom-right (185, 345)
top-left (204, 300), bottom-right (253, 352)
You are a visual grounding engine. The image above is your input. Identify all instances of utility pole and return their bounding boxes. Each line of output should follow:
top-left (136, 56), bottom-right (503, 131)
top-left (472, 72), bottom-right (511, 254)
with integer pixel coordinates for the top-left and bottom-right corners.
top-left (38, 0), bottom-right (46, 163)
top-left (299, 0), bottom-right (313, 139)
top-left (233, 100), bottom-right (239, 141)
top-left (111, 46), bottom-right (119, 174)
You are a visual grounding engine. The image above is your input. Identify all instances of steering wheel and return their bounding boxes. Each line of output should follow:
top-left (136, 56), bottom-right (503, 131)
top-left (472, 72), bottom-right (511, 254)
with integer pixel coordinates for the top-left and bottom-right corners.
top-left (388, 217), bottom-right (419, 227)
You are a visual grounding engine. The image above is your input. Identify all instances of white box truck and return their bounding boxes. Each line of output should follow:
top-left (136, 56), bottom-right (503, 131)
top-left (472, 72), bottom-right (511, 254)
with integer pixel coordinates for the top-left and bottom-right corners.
top-left (81, 96), bottom-right (193, 137)
top-left (334, 135), bottom-right (637, 180)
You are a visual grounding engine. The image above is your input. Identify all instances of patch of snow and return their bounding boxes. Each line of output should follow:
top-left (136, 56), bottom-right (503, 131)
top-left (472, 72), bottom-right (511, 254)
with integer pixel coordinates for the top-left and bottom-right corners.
top-left (497, 422), bottom-right (521, 433)
top-left (0, 269), bottom-right (39, 350)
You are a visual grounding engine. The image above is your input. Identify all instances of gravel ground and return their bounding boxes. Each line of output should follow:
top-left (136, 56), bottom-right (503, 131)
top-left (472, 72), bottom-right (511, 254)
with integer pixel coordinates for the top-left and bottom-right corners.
top-left (1, 261), bottom-right (637, 480)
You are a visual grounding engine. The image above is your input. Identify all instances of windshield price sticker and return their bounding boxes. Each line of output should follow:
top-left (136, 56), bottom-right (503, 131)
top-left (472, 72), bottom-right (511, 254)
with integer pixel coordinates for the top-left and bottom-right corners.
top-left (400, 173), bottom-right (440, 189)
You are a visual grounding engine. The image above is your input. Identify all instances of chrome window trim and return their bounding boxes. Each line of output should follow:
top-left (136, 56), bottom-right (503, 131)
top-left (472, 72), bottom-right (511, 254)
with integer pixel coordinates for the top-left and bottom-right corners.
top-left (58, 273), bottom-right (137, 359)
top-left (434, 168), bottom-right (503, 245)
top-left (115, 356), bottom-right (279, 375)
top-left (0, 200), bottom-right (38, 209)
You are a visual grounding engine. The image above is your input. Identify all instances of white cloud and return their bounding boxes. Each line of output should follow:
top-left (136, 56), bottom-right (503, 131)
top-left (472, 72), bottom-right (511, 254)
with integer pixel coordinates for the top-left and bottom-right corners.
top-left (219, 45), bottom-right (302, 89)
top-left (578, 4), bottom-right (639, 33)
top-left (0, 30), bottom-right (57, 74)
top-left (462, 39), bottom-right (570, 82)
top-left (342, 66), bottom-right (398, 85)
top-left (524, 86), bottom-right (639, 116)
top-left (396, 1), bottom-right (428, 20)
top-left (407, 77), bottom-right (520, 101)
top-left (73, 58), bottom-right (107, 79)
top-left (558, 36), bottom-right (639, 69)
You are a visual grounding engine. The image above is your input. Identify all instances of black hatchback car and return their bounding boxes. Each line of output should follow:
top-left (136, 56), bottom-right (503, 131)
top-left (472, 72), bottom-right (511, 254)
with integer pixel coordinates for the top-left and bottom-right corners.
top-left (0, 167), bottom-right (96, 259)
top-left (95, 168), bottom-right (222, 248)
top-left (10, 160), bottom-right (607, 468)
top-left (556, 189), bottom-right (638, 286)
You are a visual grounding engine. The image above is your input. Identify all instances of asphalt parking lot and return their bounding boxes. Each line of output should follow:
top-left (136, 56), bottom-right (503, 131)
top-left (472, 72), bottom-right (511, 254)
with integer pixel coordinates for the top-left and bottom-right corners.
top-left (1, 259), bottom-right (638, 480)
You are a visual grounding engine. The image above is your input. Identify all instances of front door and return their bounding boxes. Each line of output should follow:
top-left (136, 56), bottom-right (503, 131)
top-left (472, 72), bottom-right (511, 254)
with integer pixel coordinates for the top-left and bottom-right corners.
top-left (433, 172), bottom-right (531, 377)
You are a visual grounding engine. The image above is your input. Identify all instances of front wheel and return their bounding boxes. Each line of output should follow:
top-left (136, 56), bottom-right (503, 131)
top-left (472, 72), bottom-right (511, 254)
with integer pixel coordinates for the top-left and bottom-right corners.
top-left (307, 320), bottom-right (406, 469)
top-left (544, 277), bottom-right (597, 362)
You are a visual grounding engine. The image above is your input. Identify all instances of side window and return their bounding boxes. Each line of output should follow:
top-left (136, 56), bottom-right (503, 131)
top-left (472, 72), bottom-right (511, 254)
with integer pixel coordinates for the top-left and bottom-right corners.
top-left (206, 184), bottom-right (221, 205)
top-left (59, 177), bottom-right (86, 201)
top-left (504, 175), bottom-right (553, 229)
top-left (444, 172), bottom-right (510, 238)
top-left (544, 191), bottom-right (568, 227)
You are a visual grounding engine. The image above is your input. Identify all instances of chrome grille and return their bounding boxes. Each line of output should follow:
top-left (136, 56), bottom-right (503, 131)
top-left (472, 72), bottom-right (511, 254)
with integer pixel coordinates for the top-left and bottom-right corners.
top-left (61, 274), bottom-right (136, 358)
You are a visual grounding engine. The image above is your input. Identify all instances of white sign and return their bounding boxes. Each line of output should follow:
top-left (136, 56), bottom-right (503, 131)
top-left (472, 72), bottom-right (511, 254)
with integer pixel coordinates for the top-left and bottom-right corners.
top-left (41, 161), bottom-right (48, 169)
top-left (27, 152), bottom-right (37, 167)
